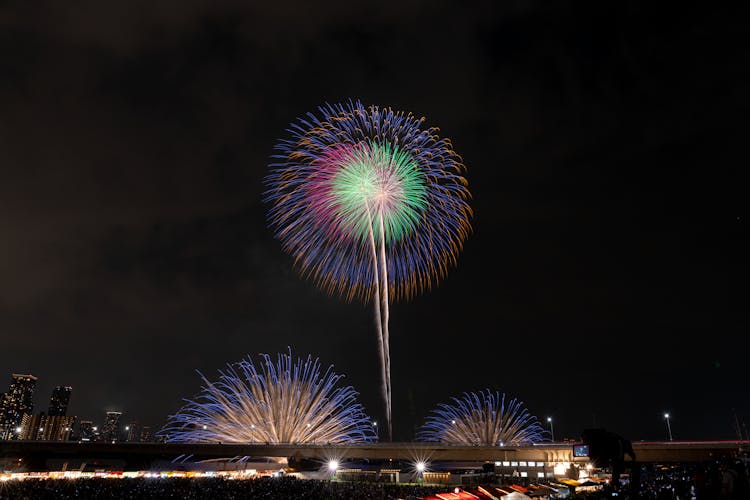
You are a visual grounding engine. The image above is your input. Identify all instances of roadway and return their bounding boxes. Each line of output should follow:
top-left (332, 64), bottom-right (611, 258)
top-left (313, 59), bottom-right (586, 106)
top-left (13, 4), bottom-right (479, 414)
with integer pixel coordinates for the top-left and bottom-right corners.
top-left (2, 440), bottom-right (748, 471)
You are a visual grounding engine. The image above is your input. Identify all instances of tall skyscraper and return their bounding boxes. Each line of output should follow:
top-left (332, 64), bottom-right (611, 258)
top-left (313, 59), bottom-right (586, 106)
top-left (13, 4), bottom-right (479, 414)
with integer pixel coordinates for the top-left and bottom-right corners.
top-left (0, 374), bottom-right (38, 440)
top-left (78, 420), bottom-right (95, 441)
top-left (102, 411), bottom-right (122, 442)
top-left (19, 413), bottom-right (75, 441)
top-left (48, 386), bottom-right (72, 416)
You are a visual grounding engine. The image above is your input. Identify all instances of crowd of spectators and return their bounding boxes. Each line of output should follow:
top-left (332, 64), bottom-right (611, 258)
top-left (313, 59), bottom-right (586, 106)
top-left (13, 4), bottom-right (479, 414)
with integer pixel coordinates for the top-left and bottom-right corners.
top-left (564, 457), bottom-right (750, 499)
top-left (0, 475), bottom-right (446, 500)
top-left (1, 457), bottom-right (747, 500)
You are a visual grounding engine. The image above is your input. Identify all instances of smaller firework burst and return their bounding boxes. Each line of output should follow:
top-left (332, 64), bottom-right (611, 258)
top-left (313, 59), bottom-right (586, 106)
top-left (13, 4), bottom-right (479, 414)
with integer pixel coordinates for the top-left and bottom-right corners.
top-left (417, 390), bottom-right (546, 446)
top-left (159, 350), bottom-right (375, 444)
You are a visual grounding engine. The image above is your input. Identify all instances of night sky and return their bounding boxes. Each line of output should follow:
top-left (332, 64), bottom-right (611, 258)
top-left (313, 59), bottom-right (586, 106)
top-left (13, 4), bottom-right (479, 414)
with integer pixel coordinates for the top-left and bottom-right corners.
top-left (1, 1), bottom-right (745, 442)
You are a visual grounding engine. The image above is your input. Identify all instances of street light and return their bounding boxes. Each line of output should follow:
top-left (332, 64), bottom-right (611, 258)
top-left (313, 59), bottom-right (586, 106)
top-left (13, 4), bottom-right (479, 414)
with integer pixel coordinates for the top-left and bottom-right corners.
top-left (664, 413), bottom-right (673, 441)
top-left (372, 421), bottom-right (379, 440)
top-left (547, 417), bottom-right (555, 442)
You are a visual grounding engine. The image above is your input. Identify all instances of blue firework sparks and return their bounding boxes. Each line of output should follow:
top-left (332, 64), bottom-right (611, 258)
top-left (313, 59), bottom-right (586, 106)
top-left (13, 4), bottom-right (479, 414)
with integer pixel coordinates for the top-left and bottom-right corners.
top-left (159, 351), bottom-right (376, 444)
top-left (263, 100), bottom-right (472, 303)
top-left (418, 389), bottom-right (547, 445)
top-left (264, 100), bottom-right (472, 440)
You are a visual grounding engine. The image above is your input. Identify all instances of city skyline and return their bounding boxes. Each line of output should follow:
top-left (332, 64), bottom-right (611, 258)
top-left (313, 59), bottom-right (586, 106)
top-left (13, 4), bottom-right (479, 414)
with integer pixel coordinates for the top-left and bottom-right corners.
top-left (0, 1), bottom-right (745, 443)
top-left (0, 372), bottom-right (157, 442)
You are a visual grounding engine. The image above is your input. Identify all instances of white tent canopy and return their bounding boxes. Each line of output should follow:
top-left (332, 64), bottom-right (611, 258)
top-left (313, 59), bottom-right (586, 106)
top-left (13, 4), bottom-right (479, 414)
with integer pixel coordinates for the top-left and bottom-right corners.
top-left (501, 492), bottom-right (531, 500)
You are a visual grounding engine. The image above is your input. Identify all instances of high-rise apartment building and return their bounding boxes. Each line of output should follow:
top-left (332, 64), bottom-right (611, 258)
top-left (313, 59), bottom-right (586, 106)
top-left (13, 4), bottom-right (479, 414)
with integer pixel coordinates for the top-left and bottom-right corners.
top-left (0, 374), bottom-right (38, 440)
top-left (48, 386), bottom-right (72, 416)
top-left (78, 420), bottom-right (96, 441)
top-left (19, 413), bottom-right (75, 441)
top-left (102, 411), bottom-right (122, 442)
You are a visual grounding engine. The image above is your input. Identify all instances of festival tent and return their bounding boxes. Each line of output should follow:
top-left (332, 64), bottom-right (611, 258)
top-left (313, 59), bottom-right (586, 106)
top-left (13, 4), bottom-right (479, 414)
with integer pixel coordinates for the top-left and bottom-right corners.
top-left (577, 479), bottom-right (600, 487)
top-left (422, 491), bottom-right (481, 500)
top-left (473, 485), bottom-right (501, 499)
top-left (499, 492), bottom-right (531, 500)
top-left (508, 484), bottom-right (530, 493)
top-left (527, 484), bottom-right (557, 497)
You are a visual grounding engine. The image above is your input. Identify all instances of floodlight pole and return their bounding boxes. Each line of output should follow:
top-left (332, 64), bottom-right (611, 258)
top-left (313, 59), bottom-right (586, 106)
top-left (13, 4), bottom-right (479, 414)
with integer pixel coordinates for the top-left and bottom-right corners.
top-left (547, 417), bottom-right (555, 442)
top-left (664, 413), bottom-right (673, 441)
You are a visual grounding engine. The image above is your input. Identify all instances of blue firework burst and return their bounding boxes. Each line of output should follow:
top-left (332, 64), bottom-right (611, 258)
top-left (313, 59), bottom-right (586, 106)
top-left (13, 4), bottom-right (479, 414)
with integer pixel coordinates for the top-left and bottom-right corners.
top-left (418, 389), bottom-right (547, 445)
top-left (159, 350), bottom-right (376, 444)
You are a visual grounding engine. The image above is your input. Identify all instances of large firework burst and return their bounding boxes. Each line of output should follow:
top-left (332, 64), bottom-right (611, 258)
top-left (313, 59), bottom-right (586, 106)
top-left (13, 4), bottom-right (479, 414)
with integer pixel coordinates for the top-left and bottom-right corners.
top-left (159, 351), bottom-right (375, 444)
top-left (264, 101), bottom-right (472, 439)
top-left (417, 390), bottom-right (546, 446)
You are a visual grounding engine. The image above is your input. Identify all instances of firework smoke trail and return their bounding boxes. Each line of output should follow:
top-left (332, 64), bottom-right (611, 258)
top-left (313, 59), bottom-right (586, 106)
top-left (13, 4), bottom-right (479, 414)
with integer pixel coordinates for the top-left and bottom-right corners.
top-left (158, 350), bottom-right (375, 444)
top-left (364, 203), bottom-right (390, 437)
top-left (417, 389), bottom-right (546, 446)
top-left (265, 102), bottom-right (472, 440)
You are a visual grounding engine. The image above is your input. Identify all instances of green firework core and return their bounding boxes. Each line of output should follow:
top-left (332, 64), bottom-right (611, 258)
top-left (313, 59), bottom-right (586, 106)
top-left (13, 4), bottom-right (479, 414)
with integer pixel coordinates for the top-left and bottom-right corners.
top-left (332, 141), bottom-right (427, 244)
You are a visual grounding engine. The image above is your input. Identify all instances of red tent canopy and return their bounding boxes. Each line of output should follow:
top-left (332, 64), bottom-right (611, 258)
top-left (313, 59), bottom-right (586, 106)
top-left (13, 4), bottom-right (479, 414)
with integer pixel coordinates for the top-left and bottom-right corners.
top-left (423, 491), bottom-right (481, 500)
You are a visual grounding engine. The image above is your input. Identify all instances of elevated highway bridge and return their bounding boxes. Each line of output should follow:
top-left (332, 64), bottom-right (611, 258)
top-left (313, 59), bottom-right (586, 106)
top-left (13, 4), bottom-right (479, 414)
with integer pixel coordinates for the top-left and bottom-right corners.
top-left (2, 440), bottom-right (748, 472)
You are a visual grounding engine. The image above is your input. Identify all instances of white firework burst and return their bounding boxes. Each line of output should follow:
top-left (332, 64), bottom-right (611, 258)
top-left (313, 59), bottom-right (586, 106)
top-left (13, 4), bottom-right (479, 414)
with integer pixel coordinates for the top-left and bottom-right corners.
top-left (418, 389), bottom-right (546, 446)
top-left (159, 350), bottom-right (376, 444)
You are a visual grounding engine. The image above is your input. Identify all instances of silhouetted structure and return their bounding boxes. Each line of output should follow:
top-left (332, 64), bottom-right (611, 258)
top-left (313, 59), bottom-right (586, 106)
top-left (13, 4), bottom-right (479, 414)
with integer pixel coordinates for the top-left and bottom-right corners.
top-left (48, 386), bottom-right (72, 416)
top-left (581, 427), bottom-right (638, 492)
top-left (126, 421), bottom-right (141, 442)
top-left (140, 425), bottom-right (154, 442)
